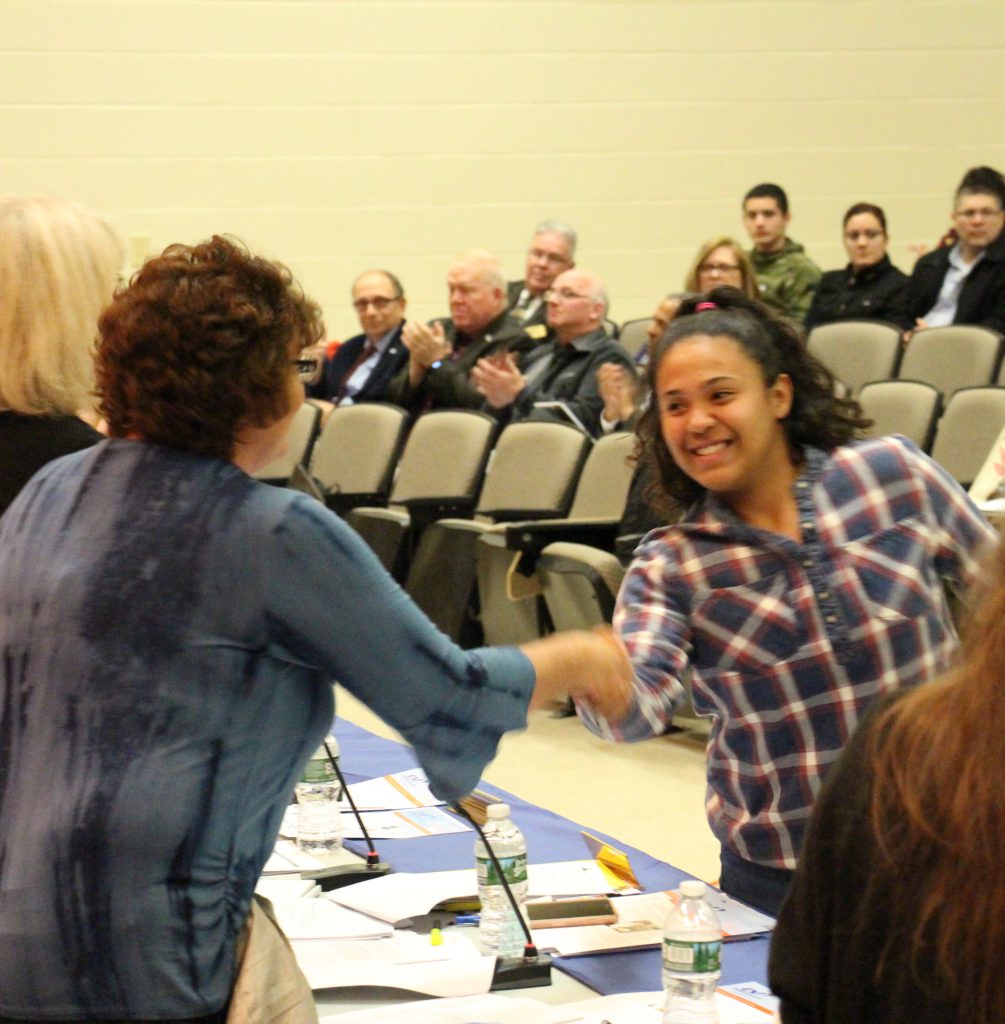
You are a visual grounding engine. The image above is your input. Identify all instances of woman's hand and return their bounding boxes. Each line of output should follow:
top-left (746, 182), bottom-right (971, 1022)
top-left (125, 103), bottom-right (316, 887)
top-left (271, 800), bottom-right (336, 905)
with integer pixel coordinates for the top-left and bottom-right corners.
top-left (521, 627), bottom-right (634, 723)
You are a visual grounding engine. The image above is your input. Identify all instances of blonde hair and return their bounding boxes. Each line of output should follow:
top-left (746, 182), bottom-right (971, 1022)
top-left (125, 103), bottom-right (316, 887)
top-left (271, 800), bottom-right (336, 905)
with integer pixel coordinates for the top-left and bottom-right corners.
top-left (0, 195), bottom-right (122, 415)
top-left (683, 236), bottom-right (759, 299)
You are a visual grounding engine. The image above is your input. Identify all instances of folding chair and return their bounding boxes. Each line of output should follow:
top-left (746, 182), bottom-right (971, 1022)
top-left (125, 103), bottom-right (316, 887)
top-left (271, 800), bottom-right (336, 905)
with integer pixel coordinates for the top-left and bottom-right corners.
top-left (930, 385), bottom-right (1005, 487)
top-left (898, 325), bottom-right (1003, 398)
top-left (806, 320), bottom-right (902, 395)
top-left (253, 402), bottom-right (321, 484)
top-left (857, 379), bottom-right (941, 452)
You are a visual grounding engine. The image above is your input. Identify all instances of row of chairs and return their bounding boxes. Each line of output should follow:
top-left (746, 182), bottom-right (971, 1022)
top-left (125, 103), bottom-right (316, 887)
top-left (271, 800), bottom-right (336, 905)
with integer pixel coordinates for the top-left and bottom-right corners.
top-left (807, 321), bottom-right (1005, 398)
top-left (858, 381), bottom-right (1005, 488)
top-left (259, 401), bottom-right (639, 649)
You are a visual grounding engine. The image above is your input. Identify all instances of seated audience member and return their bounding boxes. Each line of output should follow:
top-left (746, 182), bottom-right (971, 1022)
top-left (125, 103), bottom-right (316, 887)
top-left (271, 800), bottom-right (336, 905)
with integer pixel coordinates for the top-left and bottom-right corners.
top-left (387, 249), bottom-right (535, 411)
top-left (597, 291), bottom-right (693, 430)
top-left (684, 236), bottom-right (759, 300)
top-left (0, 195), bottom-right (121, 516)
top-left (307, 269), bottom-right (408, 411)
top-left (903, 165), bottom-right (1005, 337)
top-left (0, 235), bottom-right (631, 1021)
top-left (507, 219), bottom-right (576, 335)
top-left (805, 202), bottom-right (908, 332)
top-left (578, 287), bottom-right (996, 917)
top-left (471, 268), bottom-right (635, 437)
top-left (742, 183), bottom-right (822, 327)
top-left (770, 534), bottom-right (1005, 1024)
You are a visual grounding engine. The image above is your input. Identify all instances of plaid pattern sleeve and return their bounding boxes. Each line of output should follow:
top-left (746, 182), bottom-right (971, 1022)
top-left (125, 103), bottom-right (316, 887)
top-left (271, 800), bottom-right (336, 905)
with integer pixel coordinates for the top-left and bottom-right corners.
top-left (580, 436), bottom-right (997, 870)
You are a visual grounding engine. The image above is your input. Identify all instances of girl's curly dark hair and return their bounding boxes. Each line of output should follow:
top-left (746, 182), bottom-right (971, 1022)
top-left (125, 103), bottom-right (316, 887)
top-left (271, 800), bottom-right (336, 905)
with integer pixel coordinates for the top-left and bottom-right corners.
top-left (97, 235), bottom-right (324, 460)
top-left (637, 286), bottom-right (870, 515)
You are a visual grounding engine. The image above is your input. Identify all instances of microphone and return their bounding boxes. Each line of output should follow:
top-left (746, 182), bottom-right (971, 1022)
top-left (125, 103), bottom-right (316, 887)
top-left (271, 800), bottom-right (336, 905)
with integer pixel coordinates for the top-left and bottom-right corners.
top-left (301, 737), bottom-right (392, 890)
top-left (453, 803), bottom-right (552, 991)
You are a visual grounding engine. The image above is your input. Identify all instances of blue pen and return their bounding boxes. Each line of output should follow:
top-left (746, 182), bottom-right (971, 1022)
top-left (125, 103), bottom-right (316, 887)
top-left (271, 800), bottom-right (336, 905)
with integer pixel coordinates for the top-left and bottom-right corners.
top-left (453, 913), bottom-right (480, 925)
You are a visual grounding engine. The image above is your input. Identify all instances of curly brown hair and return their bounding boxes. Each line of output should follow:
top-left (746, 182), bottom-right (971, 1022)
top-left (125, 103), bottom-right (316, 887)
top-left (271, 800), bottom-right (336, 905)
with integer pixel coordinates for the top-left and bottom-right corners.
top-left (96, 235), bottom-right (324, 460)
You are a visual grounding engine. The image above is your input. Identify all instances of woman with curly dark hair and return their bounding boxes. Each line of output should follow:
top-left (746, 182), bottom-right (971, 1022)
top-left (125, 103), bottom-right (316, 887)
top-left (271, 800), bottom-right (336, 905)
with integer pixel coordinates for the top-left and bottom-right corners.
top-left (0, 236), bottom-right (630, 1022)
top-left (578, 287), bottom-right (995, 916)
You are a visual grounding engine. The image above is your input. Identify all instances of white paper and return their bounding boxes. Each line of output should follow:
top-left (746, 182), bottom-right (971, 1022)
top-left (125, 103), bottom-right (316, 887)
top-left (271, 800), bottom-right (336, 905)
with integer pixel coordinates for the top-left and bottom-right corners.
top-left (346, 769), bottom-right (444, 810)
top-left (329, 861), bottom-right (615, 924)
top-left (296, 945), bottom-right (496, 995)
top-left (560, 987), bottom-right (777, 1024)
top-left (270, 897), bottom-right (393, 941)
top-left (281, 804), bottom-right (469, 841)
top-left (320, 993), bottom-right (580, 1024)
top-left (717, 982), bottom-right (779, 1021)
top-left (261, 840), bottom-right (325, 874)
top-left (343, 807), bottom-right (471, 840)
top-left (254, 876), bottom-right (319, 902)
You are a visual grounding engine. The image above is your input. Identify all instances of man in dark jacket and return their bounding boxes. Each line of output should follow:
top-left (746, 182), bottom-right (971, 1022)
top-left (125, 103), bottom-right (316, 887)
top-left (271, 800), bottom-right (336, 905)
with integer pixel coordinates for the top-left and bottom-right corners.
top-left (506, 219), bottom-right (576, 335)
top-left (387, 250), bottom-right (535, 412)
top-left (471, 269), bottom-right (636, 437)
top-left (308, 269), bottom-right (408, 408)
top-left (904, 170), bottom-right (1005, 336)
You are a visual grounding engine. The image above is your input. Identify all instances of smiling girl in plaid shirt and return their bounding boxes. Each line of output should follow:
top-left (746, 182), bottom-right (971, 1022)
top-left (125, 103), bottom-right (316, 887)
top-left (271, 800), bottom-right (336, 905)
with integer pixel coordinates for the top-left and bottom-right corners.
top-left (579, 287), bottom-right (996, 916)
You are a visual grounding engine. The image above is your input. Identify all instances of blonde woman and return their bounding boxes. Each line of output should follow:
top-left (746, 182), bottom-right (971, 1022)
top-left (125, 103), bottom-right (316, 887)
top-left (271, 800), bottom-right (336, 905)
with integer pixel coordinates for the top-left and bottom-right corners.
top-left (684, 236), bottom-right (759, 299)
top-left (0, 195), bottom-right (122, 514)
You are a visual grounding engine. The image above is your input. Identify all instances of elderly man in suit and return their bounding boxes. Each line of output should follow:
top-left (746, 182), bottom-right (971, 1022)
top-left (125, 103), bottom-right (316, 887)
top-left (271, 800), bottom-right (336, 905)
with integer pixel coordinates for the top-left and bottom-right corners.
top-left (506, 220), bottom-right (577, 335)
top-left (308, 269), bottom-right (409, 412)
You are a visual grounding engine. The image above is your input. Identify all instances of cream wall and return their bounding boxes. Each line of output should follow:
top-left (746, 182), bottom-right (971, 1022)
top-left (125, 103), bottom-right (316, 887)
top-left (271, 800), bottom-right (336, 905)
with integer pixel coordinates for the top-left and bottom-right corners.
top-left (3, 0), bottom-right (1004, 337)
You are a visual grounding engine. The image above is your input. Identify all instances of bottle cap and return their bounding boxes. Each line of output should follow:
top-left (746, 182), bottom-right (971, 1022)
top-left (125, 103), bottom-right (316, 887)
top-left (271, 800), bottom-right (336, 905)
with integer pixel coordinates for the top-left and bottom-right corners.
top-left (679, 880), bottom-right (707, 899)
top-left (486, 802), bottom-right (511, 820)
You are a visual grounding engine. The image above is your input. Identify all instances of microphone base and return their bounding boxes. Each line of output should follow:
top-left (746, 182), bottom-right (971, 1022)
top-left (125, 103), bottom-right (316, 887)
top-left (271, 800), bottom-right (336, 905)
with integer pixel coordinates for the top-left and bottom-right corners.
top-left (302, 861), bottom-right (392, 891)
top-left (489, 952), bottom-right (553, 990)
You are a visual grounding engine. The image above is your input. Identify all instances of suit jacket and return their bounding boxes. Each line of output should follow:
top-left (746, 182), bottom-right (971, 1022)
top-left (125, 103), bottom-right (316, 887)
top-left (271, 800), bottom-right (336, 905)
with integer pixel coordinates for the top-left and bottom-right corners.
top-left (309, 323), bottom-right (408, 404)
top-left (903, 231), bottom-right (1005, 334)
top-left (506, 279), bottom-right (552, 335)
top-left (386, 309), bottom-right (537, 411)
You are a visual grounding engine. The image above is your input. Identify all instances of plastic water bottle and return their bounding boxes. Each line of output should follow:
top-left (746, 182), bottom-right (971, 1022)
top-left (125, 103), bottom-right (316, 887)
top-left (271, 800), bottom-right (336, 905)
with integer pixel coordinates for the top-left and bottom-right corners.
top-left (475, 803), bottom-right (528, 958)
top-left (662, 880), bottom-right (722, 1024)
top-left (295, 744), bottom-right (343, 853)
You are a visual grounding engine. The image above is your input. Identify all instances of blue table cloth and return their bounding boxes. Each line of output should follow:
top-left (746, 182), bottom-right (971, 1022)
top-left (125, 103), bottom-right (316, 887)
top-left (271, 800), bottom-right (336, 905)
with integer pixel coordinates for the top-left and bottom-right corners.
top-left (334, 718), bottom-right (769, 993)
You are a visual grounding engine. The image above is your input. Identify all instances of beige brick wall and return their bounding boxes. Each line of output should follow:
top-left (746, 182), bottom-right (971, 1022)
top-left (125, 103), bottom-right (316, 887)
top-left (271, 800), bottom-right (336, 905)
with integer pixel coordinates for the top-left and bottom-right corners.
top-left (2, 0), bottom-right (1003, 336)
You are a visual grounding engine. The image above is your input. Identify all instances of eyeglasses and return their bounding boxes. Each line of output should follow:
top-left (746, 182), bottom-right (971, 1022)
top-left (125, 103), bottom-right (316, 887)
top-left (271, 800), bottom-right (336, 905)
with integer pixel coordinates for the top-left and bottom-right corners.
top-left (545, 287), bottom-right (591, 302)
top-left (352, 296), bottom-right (400, 312)
top-left (528, 248), bottom-right (570, 266)
top-left (293, 357), bottom-right (319, 380)
top-left (698, 262), bottom-right (741, 274)
top-left (955, 206), bottom-right (1004, 220)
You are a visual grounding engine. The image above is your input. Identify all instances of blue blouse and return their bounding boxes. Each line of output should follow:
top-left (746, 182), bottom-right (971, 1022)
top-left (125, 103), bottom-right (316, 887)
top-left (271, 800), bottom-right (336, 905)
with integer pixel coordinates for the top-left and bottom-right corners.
top-left (0, 439), bottom-right (534, 1019)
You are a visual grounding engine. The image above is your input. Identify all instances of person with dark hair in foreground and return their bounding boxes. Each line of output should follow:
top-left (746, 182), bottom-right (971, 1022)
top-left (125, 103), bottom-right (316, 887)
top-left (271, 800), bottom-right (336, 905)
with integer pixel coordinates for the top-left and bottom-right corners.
top-left (770, 533), bottom-right (1005, 1024)
top-left (0, 235), bottom-right (631, 1022)
top-left (578, 287), bottom-right (995, 916)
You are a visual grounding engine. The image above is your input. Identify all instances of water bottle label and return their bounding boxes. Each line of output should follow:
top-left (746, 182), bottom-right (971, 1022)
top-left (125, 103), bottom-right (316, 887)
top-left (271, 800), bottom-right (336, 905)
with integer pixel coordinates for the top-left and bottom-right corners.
top-left (476, 852), bottom-right (527, 887)
top-left (663, 938), bottom-right (721, 973)
top-left (302, 759), bottom-right (337, 784)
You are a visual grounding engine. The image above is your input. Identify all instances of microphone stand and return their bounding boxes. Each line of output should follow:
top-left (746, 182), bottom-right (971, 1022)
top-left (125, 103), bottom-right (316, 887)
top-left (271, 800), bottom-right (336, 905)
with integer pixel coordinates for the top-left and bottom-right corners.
top-left (301, 737), bottom-right (392, 890)
top-left (453, 803), bottom-right (552, 990)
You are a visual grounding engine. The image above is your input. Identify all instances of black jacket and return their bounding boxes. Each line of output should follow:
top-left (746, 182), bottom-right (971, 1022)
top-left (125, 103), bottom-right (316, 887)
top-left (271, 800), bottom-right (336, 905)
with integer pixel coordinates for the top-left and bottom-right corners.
top-left (804, 256), bottom-right (908, 333)
top-left (903, 231), bottom-right (1005, 334)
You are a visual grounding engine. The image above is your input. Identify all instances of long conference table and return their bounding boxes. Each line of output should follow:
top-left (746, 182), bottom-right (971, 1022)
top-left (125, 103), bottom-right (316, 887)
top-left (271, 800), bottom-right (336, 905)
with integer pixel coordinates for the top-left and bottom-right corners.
top-left (320, 716), bottom-right (771, 1008)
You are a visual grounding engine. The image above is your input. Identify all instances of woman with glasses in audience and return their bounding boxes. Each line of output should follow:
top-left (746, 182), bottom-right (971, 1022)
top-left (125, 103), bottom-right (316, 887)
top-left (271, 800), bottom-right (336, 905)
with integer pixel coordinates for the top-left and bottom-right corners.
top-left (0, 235), bottom-right (631, 1022)
top-left (578, 287), bottom-right (994, 917)
top-left (684, 236), bottom-right (759, 299)
top-left (804, 202), bottom-right (908, 332)
top-left (0, 195), bottom-right (122, 516)
top-left (770, 533), bottom-right (1005, 1023)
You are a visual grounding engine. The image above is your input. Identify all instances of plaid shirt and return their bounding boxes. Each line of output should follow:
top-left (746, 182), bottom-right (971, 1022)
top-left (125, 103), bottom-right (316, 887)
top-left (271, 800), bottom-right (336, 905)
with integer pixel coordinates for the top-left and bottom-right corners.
top-left (582, 437), bottom-right (996, 870)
